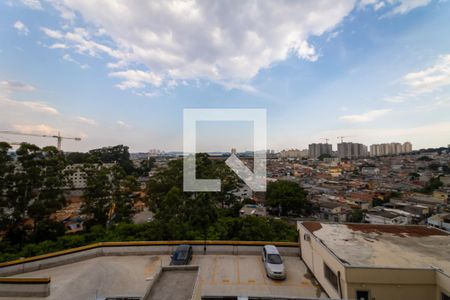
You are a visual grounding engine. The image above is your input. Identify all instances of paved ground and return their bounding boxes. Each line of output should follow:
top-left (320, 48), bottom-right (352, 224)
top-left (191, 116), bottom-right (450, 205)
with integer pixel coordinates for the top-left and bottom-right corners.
top-left (6, 255), bottom-right (327, 299)
top-left (196, 255), bottom-right (326, 299)
top-left (145, 269), bottom-right (198, 300)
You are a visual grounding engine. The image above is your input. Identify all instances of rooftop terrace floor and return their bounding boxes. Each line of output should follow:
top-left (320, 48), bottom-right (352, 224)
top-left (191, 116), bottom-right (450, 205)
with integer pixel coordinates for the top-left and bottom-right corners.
top-left (303, 222), bottom-right (450, 275)
top-left (6, 254), bottom-right (326, 299)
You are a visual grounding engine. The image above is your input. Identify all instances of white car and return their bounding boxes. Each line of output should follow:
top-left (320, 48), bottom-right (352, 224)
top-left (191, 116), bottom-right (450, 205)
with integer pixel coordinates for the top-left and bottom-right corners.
top-left (262, 245), bottom-right (286, 280)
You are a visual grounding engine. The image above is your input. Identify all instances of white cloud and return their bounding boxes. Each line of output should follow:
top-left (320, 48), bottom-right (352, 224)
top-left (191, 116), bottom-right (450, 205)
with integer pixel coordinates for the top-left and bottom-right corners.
top-left (415, 97), bottom-right (450, 111)
top-left (47, 0), bottom-right (76, 20)
top-left (297, 41), bottom-right (319, 62)
top-left (117, 120), bottom-right (131, 128)
top-left (41, 27), bottom-right (64, 39)
top-left (76, 116), bottom-right (96, 125)
top-left (13, 124), bottom-right (58, 135)
top-left (0, 80), bottom-right (35, 92)
top-left (109, 70), bottom-right (163, 90)
top-left (132, 91), bottom-right (160, 98)
top-left (385, 54), bottom-right (450, 103)
top-left (403, 54), bottom-right (450, 94)
top-left (0, 97), bottom-right (59, 115)
top-left (13, 21), bottom-right (30, 36)
top-left (20, 0), bottom-right (43, 10)
top-left (388, 0), bottom-right (432, 15)
top-left (43, 0), bottom-right (360, 91)
top-left (339, 108), bottom-right (392, 122)
top-left (21, 101), bottom-right (59, 115)
top-left (360, 0), bottom-right (432, 15)
top-left (49, 43), bottom-right (68, 49)
top-left (327, 30), bottom-right (341, 41)
top-left (62, 54), bottom-right (89, 69)
top-left (0, 79), bottom-right (59, 116)
top-left (374, 1), bottom-right (386, 10)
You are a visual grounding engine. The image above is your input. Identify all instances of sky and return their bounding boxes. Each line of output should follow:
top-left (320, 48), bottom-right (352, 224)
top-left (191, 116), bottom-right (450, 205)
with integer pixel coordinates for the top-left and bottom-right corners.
top-left (0, 0), bottom-right (450, 153)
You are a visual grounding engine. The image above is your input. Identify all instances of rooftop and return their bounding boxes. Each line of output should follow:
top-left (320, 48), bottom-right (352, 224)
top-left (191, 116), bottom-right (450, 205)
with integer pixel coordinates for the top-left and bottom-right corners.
top-left (8, 254), bottom-right (326, 300)
top-left (301, 221), bottom-right (450, 274)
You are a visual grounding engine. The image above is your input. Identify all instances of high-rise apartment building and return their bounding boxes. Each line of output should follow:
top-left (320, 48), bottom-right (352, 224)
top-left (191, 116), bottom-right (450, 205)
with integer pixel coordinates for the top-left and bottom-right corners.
top-left (370, 142), bottom-right (413, 156)
top-left (403, 141), bottom-right (413, 153)
top-left (280, 149), bottom-right (308, 159)
top-left (308, 143), bottom-right (332, 158)
top-left (337, 142), bottom-right (368, 159)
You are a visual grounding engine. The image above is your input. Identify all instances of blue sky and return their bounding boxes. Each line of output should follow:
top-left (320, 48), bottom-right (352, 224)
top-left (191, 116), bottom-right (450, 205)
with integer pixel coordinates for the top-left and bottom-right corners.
top-left (1, 0), bottom-right (450, 152)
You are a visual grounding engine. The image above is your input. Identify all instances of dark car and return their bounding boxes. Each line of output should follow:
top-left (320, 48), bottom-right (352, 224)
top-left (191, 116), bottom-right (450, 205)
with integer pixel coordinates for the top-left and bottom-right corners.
top-left (170, 244), bottom-right (193, 265)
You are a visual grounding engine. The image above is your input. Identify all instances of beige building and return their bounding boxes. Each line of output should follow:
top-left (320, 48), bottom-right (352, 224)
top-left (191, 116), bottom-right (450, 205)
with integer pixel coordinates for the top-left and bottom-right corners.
top-left (298, 221), bottom-right (450, 300)
top-left (309, 143), bottom-right (333, 159)
top-left (370, 141), bottom-right (413, 157)
top-left (65, 163), bottom-right (116, 189)
top-left (433, 191), bottom-right (449, 203)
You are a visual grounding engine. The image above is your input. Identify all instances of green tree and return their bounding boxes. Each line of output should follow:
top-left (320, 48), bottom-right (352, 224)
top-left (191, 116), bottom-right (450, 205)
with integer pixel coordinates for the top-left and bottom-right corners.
top-left (89, 145), bottom-right (134, 174)
top-left (188, 192), bottom-right (217, 249)
top-left (65, 152), bottom-right (97, 164)
top-left (2, 144), bottom-right (67, 244)
top-left (147, 154), bottom-right (238, 239)
top-left (348, 210), bottom-right (363, 223)
top-left (146, 159), bottom-right (184, 212)
top-left (418, 156), bottom-right (433, 161)
top-left (0, 142), bottom-right (13, 232)
top-left (409, 172), bottom-right (420, 180)
top-left (135, 157), bottom-right (155, 176)
top-left (82, 165), bottom-right (139, 227)
top-left (82, 165), bottom-right (114, 227)
top-left (266, 180), bottom-right (307, 216)
top-left (428, 163), bottom-right (441, 171)
top-left (147, 154), bottom-right (238, 211)
top-left (28, 146), bottom-right (68, 235)
top-left (112, 174), bottom-right (140, 223)
top-left (419, 177), bottom-right (443, 194)
top-left (318, 154), bottom-right (332, 161)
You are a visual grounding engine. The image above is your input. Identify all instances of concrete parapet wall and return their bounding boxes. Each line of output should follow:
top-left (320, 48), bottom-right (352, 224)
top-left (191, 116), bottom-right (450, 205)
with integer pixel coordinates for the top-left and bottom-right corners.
top-left (0, 241), bottom-right (299, 277)
top-left (0, 278), bottom-right (50, 297)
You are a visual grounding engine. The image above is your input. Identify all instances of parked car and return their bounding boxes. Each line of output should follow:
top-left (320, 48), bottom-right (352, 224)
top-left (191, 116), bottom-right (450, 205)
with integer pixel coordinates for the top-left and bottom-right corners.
top-left (170, 244), bottom-right (193, 265)
top-left (262, 245), bottom-right (286, 280)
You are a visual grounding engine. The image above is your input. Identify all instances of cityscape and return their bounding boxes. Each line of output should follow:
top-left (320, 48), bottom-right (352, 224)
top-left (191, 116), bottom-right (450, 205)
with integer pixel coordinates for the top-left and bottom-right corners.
top-left (1, 1), bottom-right (450, 300)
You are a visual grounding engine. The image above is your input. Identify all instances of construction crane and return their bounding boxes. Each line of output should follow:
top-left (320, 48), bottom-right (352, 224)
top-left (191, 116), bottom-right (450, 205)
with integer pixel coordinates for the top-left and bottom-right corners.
top-left (0, 131), bottom-right (81, 151)
top-left (337, 136), bottom-right (353, 143)
top-left (320, 138), bottom-right (330, 144)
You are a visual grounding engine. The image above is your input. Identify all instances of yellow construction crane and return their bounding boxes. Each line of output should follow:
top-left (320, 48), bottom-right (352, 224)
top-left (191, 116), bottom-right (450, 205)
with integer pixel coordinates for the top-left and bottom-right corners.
top-left (0, 131), bottom-right (81, 151)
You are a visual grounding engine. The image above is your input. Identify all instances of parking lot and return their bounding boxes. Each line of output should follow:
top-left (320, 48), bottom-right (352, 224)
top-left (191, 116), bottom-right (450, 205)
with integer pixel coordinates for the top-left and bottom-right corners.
top-left (195, 255), bottom-right (326, 299)
top-left (7, 254), bottom-right (326, 299)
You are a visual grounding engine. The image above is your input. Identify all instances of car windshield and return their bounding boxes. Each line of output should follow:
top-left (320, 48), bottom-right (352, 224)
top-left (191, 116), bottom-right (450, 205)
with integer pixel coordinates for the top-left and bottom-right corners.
top-left (174, 250), bottom-right (188, 260)
top-left (267, 254), bottom-right (282, 264)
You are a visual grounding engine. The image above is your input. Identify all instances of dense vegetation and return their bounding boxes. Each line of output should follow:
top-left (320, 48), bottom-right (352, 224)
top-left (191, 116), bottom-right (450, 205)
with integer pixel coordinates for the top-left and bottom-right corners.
top-left (0, 143), bottom-right (301, 263)
top-left (0, 216), bottom-right (297, 263)
top-left (419, 177), bottom-right (444, 194)
top-left (266, 180), bottom-right (308, 216)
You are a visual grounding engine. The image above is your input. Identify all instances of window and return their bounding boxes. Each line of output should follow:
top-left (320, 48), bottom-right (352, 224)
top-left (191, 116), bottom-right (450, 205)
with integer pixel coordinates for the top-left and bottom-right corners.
top-left (356, 290), bottom-right (369, 300)
top-left (304, 233), bottom-right (310, 241)
top-left (174, 250), bottom-right (188, 260)
top-left (324, 262), bottom-right (339, 291)
top-left (267, 254), bottom-right (282, 264)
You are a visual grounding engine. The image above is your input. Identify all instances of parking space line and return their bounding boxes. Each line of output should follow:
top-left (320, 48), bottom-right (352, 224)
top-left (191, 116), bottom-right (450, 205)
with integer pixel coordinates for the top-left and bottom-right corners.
top-left (211, 255), bottom-right (217, 285)
top-left (236, 256), bottom-right (241, 284)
